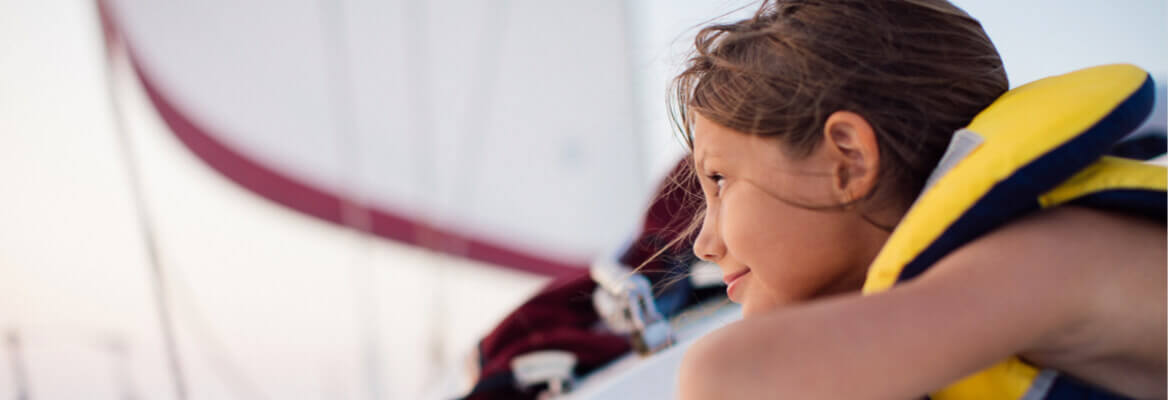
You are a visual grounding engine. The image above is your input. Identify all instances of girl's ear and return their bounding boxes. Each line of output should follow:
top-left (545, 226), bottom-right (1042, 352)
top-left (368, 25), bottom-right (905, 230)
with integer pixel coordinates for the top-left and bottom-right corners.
top-left (821, 111), bottom-right (880, 205)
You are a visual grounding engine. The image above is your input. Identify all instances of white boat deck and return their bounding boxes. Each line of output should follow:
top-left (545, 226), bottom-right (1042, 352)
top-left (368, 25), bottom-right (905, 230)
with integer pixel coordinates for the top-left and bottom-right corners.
top-left (564, 301), bottom-right (741, 399)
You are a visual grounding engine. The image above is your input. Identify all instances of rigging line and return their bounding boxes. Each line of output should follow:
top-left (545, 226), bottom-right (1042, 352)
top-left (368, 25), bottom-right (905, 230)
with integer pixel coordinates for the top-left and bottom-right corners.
top-left (620, 0), bottom-right (650, 191)
top-left (451, 0), bottom-right (509, 212)
top-left (397, 0), bottom-right (454, 390)
top-left (96, 7), bottom-right (189, 400)
top-left (418, 3), bottom-right (511, 394)
top-left (6, 329), bottom-right (30, 400)
top-left (88, 31), bottom-right (270, 397)
top-left (166, 263), bottom-right (269, 399)
top-left (101, 335), bottom-right (140, 400)
top-left (102, 16), bottom-right (267, 400)
top-left (317, 1), bottom-right (384, 399)
top-left (398, 0), bottom-right (462, 390)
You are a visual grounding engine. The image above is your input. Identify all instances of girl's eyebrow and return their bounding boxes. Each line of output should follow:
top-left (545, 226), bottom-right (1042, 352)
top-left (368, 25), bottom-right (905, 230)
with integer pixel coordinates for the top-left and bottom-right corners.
top-left (695, 154), bottom-right (710, 174)
top-left (696, 151), bottom-right (723, 173)
top-left (692, 148), bottom-right (707, 171)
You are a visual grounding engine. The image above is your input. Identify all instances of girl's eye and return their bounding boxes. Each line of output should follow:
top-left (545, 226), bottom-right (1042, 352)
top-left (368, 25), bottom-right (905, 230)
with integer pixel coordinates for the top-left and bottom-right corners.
top-left (707, 173), bottom-right (725, 195)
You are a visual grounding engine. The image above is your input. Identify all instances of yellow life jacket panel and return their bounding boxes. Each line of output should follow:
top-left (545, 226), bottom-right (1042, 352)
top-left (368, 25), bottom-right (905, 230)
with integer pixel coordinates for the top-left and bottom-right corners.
top-left (861, 64), bottom-right (1165, 400)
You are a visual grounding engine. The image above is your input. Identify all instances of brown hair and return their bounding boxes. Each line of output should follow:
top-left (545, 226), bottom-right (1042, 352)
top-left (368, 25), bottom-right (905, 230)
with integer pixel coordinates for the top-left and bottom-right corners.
top-left (635, 0), bottom-right (1009, 285)
top-left (635, 0), bottom-right (1008, 281)
top-left (671, 0), bottom-right (1008, 215)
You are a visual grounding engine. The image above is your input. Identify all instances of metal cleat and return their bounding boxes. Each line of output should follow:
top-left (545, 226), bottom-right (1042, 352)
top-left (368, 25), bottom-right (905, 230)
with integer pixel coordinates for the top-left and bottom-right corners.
top-left (590, 260), bottom-right (675, 356)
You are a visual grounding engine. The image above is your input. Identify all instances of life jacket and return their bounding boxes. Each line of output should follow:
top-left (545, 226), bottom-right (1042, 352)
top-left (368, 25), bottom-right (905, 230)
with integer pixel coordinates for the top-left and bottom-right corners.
top-left (862, 64), bottom-right (1166, 400)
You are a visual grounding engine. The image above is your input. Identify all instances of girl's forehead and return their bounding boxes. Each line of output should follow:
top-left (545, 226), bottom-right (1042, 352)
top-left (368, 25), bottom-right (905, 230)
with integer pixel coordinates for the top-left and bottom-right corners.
top-left (692, 130), bottom-right (754, 174)
top-left (691, 113), bottom-right (726, 147)
top-left (691, 116), bottom-right (723, 164)
top-left (693, 115), bottom-right (754, 155)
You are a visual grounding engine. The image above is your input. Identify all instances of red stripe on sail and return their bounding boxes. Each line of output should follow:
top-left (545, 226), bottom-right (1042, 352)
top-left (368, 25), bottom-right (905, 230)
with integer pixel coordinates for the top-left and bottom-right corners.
top-left (96, 0), bottom-right (583, 278)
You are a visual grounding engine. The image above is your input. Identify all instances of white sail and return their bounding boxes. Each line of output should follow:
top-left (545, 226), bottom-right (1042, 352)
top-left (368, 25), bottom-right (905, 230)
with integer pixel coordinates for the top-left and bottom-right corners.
top-left (99, 0), bottom-right (650, 273)
top-left (0, 1), bottom-right (1163, 399)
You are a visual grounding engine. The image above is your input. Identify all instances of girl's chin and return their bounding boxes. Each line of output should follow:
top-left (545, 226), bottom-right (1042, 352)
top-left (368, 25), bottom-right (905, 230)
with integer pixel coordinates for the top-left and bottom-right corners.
top-left (739, 293), bottom-right (787, 319)
top-left (740, 299), bottom-right (763, 319)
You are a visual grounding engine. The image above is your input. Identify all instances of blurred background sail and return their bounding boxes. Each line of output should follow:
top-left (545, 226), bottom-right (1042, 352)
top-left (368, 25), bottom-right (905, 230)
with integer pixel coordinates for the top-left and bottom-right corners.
top-left (0, 0), bottom-right (1163, 399)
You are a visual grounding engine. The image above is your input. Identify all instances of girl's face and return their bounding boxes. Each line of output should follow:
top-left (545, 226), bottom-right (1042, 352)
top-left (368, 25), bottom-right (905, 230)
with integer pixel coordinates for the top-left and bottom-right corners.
top-left (690, 113), bottom-right (886, 317)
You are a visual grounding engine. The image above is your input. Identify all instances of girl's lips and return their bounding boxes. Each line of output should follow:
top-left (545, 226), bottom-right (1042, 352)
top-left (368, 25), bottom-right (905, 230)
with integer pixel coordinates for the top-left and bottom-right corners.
top-left (723, 268), bottom-right (751, 302)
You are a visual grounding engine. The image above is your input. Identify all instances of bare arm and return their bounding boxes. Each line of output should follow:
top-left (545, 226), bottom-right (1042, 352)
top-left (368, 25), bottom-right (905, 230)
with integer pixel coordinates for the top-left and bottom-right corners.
top-left (678, 208), bottom-right (1115, 399)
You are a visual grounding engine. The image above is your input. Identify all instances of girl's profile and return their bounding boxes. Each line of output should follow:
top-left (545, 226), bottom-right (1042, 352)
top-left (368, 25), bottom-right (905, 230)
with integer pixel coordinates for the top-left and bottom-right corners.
top-left (670, 1), bottom-right (1166, 399)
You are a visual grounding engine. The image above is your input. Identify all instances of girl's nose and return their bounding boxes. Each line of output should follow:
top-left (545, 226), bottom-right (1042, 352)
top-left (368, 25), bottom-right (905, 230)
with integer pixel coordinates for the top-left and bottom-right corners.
top-left (692, 209), bottom-right (725, 263)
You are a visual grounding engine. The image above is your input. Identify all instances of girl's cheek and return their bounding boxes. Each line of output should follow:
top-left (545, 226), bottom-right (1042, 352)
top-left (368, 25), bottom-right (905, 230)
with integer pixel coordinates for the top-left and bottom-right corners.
top-left (722, 195), bottom-right (762, 255)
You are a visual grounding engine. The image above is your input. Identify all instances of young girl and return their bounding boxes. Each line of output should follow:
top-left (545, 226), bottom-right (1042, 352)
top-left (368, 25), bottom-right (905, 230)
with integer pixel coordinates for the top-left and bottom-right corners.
top-left (670, 1), bottom-right (1166, 399)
